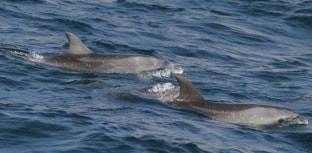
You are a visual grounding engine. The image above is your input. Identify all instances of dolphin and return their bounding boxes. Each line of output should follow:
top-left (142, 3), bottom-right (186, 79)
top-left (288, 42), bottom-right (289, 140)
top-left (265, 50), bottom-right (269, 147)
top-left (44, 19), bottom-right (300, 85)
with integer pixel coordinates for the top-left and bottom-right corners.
top-left (37, 32), bottom-right (183, 74)
top-left (163, 75), bottom-right (309, 127)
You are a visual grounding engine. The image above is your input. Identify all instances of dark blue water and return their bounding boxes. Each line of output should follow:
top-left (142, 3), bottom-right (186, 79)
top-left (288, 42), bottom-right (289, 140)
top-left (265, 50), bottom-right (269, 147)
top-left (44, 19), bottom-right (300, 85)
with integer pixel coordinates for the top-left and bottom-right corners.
top-left (1, 0), bottom-right (312, 152)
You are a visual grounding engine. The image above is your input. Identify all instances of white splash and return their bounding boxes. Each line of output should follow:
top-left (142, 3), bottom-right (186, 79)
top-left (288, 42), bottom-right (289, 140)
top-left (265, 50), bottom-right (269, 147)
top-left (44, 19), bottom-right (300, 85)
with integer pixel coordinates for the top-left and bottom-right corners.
top-left (7, 49), bottom-right (44, 63)
top-left (148, 83), bottom-right (176, 93)
top-left (28, 52), bottom-right (44, 62)
top-left (168, 64), bottom-right (184, 75)
top-left (151, 68), bottom-right (172, 78)
top-left (137, 64), bottom-right (184, 81)
top-left (146, 83), bottom-right (180, 102)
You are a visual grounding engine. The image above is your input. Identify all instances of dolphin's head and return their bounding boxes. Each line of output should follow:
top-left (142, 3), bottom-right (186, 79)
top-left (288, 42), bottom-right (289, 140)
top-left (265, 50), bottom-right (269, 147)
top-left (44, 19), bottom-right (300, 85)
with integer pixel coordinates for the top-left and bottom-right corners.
top-left (262, 107), bottom-right (309, 127)
top-left (221, 106), bottom-right (309, 127)
top-left (277, 114), bottom-right (309, 126)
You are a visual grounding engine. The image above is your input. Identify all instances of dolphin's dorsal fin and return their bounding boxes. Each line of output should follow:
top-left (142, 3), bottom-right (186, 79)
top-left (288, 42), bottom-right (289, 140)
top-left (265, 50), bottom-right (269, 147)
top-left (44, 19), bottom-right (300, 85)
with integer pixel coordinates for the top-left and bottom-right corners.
top-left (65, 32), bottom-right (93, 55)
top-left (175, 75), bottom-right (205, 102)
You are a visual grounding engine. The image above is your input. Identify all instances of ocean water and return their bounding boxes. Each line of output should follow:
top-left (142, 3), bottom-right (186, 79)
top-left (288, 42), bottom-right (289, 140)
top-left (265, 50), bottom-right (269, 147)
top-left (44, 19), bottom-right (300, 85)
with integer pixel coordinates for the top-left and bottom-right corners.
top-left (0, 0), bottom-right (312, 152)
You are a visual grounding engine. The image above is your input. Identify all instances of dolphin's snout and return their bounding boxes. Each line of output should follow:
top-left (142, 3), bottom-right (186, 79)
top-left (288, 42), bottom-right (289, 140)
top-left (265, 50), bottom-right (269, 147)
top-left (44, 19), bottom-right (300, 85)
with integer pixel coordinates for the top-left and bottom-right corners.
top-left (296, 116), bottom-right (309, 125)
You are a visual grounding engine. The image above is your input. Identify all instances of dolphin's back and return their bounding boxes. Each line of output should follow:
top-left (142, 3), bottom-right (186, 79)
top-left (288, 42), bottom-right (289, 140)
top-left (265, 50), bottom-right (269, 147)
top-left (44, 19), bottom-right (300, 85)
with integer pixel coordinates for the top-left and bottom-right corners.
top-left (40, 32), bottom-right (174, 74)
top-left (43, 53), bottom-right (170, 73)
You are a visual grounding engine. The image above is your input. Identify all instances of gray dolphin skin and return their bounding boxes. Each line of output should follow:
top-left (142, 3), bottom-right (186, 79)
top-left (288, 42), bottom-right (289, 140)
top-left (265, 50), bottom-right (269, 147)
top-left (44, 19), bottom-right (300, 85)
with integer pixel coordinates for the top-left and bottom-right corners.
top-left (167, 75), bottom-right (309, 127)
top-left (39, 32), bottom-right (183, 74)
